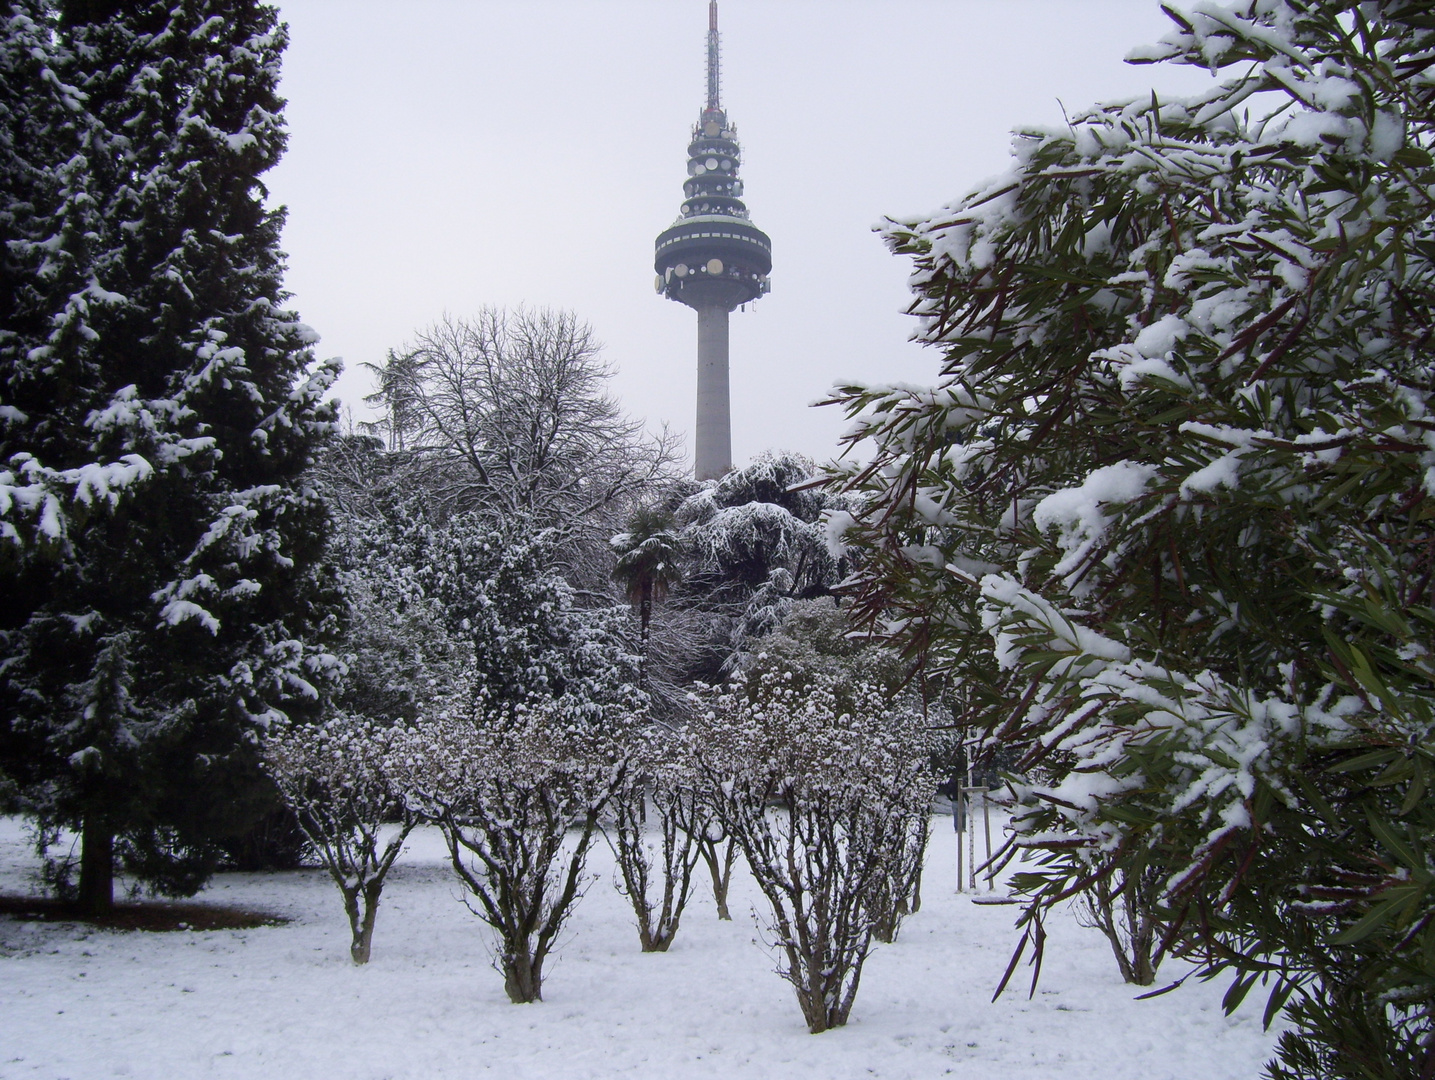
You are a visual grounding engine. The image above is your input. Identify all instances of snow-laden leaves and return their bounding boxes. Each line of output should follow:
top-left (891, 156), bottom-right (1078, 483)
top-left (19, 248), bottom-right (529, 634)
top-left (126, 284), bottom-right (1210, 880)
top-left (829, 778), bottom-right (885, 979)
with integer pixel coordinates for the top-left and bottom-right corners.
top-left (652, 453), bottom-right (853, 690)
top-left (822, 2), bottom-right (1435, 1073)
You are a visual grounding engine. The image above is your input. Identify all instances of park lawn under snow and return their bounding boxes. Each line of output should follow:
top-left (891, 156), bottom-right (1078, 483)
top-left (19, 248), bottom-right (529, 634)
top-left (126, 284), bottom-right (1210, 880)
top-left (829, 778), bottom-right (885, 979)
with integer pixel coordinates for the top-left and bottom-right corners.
top-left (0, 814), bottom-right (1280, 1080)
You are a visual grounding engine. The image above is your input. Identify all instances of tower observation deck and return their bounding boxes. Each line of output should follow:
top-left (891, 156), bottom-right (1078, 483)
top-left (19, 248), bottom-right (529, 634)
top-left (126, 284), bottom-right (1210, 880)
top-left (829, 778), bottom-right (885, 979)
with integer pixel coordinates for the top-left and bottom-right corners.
top-left (654, 0), bottom-right (771, 481)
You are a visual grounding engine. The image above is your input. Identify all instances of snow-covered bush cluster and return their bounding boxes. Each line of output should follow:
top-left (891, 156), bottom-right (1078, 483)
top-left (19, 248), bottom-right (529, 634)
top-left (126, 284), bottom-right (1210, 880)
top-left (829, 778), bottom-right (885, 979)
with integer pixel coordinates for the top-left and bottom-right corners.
top-left (263, 693), bottom-right (631, 998)
top-left (823, 1), bottom-right (1435, 1073)
top-left (263, 717), bottom-right (418, 965)
top-left (691, 606), bottom-right (937, 1033)
top-left (264, 311), bottom-right (667, 994)
top-left (256, 593), bottom-right (938, 1032)
top-left (389, 702), bottom-right (631, 1003)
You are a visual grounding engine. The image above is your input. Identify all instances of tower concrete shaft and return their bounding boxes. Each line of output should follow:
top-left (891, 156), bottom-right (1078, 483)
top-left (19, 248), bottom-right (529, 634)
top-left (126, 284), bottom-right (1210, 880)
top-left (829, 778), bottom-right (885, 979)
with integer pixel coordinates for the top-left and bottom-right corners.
top-left (695, 305), bottom-right (732, 481)
top-left (653, 0), bottom-right (770, 482)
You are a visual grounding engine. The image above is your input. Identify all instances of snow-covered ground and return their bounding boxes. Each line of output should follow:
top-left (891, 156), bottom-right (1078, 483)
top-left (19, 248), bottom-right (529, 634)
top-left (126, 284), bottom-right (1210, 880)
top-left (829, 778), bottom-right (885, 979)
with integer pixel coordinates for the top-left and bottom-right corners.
top-left (0, 814), bottom-right (1281, 1079)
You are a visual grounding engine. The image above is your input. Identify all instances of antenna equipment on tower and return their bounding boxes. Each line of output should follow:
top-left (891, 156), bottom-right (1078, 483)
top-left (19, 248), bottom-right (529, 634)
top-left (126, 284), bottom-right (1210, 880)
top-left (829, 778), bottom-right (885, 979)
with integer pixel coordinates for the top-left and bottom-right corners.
top-left (706, 0), bottom-right (721, 110)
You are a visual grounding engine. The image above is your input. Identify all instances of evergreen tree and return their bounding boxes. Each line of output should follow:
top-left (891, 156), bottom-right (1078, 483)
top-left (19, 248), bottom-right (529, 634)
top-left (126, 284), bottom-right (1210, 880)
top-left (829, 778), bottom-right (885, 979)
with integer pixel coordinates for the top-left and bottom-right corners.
top-left (664, 453), bottom-right (853, 683)
top-left (423, 515), bottom-right (643, 724)
top-left (826, 2), bottom-right (1435, 1074)
top-left (0, 0), bottom-right (339, 910)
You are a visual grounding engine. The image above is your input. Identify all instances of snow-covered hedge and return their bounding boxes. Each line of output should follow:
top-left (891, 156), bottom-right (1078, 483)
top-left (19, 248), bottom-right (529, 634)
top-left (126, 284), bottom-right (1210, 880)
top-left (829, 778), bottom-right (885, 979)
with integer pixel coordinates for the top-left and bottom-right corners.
top-left (391, 703), bottom-right (631, 1003)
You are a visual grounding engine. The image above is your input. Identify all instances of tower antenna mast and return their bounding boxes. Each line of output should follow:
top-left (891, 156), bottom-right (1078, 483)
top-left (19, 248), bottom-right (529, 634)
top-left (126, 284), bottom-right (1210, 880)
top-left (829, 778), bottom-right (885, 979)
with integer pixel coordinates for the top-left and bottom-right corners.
top-left (706, 1), bottom-right (721, 111)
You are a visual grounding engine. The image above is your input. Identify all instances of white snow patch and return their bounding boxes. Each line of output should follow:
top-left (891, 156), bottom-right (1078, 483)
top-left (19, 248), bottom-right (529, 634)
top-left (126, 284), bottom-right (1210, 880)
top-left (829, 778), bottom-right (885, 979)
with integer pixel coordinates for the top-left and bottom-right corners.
top-left (1133, 314), bottom-right (1189, 358)
top-left (0, 816), bottom-right (1282, 1080)
top-left (1034, 462), bottom-right (1157, 536)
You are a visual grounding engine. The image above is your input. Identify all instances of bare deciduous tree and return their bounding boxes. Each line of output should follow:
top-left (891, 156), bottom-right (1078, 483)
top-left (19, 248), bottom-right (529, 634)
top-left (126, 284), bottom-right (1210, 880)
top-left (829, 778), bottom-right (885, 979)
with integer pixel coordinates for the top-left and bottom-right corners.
top-left (365, 308), bottom-right (678, 557)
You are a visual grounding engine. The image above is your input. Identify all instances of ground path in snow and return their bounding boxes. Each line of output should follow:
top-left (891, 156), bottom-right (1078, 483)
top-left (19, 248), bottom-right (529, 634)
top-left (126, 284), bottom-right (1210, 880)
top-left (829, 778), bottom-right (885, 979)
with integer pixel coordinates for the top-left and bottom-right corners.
top-left (0, 815), bottom-right (1281, 1079)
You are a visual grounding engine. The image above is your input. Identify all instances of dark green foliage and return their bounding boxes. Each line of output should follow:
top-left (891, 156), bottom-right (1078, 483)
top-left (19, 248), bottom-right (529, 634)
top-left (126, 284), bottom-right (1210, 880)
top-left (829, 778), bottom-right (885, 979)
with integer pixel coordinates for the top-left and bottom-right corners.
top-left (317, 434), bottom-right (642, 731)
top-left (0, 0), bottom-right (340, 905)
top-left (824, 2), bottom-right (1435, 1075)
top-left (612, 504), bottom-right (682, 685)
top-left (651, 453), bottom-right (853, 688)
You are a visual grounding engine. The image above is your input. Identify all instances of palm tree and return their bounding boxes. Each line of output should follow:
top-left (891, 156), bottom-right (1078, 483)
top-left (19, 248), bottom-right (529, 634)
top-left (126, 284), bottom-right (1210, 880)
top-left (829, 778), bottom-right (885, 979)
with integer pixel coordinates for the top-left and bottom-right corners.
top-left (611, 506), bottom-right (683, 685)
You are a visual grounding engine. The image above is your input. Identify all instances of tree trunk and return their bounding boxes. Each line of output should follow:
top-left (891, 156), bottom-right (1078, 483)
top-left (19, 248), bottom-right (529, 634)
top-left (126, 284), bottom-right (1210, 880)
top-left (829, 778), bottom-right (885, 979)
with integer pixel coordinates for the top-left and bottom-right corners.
top-left (501, 942), bottom-right (543, 1003)
top-left (344, 882), bottom-right (382, 965)
top-left (638, 586), bottom-right (652, 687)
top-left (790, 944), bottom-right (863, 1034)
top-left (1125, 891), bottom-right (1157, 986)
top-left (699, 835), bottom-right (735, 920)
top-left (78, 818), bottom-right (114, 915)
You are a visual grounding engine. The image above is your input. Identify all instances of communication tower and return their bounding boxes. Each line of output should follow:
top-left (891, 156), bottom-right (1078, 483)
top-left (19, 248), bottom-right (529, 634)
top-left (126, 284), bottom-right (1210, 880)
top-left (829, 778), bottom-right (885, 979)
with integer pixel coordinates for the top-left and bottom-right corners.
top-left (654, 1), bottom-right (771, 481)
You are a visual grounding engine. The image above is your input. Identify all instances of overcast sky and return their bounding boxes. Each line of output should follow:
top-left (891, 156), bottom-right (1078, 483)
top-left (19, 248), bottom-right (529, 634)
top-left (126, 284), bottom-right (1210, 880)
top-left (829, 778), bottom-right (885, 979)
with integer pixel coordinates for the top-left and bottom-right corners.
top-left (267, 1), bottom-right (1217, 472)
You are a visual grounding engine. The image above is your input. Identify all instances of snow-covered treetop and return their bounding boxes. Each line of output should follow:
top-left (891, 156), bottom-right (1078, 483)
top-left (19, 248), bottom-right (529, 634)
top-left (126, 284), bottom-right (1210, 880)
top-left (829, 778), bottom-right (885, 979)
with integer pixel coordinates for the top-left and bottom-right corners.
top-left (389, 697), bottom-right (638, 819)
top-left (827, 0), bottom-right (1435, 680)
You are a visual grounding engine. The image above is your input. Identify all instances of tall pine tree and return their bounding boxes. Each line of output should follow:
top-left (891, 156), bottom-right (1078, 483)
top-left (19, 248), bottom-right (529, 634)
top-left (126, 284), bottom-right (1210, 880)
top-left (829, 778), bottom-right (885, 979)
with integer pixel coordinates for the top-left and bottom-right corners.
top-left (0, 0), bottom-right (340, 910)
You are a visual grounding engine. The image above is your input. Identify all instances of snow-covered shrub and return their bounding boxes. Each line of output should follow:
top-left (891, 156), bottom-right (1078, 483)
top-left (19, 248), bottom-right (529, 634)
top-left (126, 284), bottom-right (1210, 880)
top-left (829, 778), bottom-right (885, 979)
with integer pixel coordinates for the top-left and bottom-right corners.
top-left (607, 728), bottom-right (705, 952)
top-left (823, 2), bottom-right (1435, 1071)
top-left (869, 808), bottom-right (930, 946)
top-left (317, 442), bottom-right (476, 731)
top-left (692, 651), bottom-right (935, 1033)
top-left (391, 702), bottom-right (629, 1003)
top-left (263, 717), bottom-right (416, 964)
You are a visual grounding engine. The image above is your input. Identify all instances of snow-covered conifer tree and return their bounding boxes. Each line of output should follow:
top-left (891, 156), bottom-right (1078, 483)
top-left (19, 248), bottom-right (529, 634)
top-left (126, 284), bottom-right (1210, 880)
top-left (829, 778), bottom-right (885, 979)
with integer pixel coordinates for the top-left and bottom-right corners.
top-left (422, 514), bottom-right (644, 721)
top-left (0, 0), bottom-right (339, 911)
top-left (647, 453), bottom-right (854, 690)
top-left (317, 437), bottom-right (472, 728)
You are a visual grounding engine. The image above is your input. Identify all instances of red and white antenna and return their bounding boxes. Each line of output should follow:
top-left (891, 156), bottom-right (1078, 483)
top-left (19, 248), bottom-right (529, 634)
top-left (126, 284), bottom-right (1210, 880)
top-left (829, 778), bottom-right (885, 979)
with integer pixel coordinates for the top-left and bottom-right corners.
top-left (706, 0), bottom-right (721, 111)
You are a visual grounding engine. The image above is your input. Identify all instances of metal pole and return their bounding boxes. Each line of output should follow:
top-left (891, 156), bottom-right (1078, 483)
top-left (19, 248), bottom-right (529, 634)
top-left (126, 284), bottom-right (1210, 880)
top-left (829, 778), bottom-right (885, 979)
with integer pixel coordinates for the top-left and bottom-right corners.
top-left (707, 0), bottom-right (722, 110)
top-left (954, 786), bottom-right (964, 893)
top-left (967, 789), bottom-right (976, 892)
top-left (983, 787), bottom-right (994, 890)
